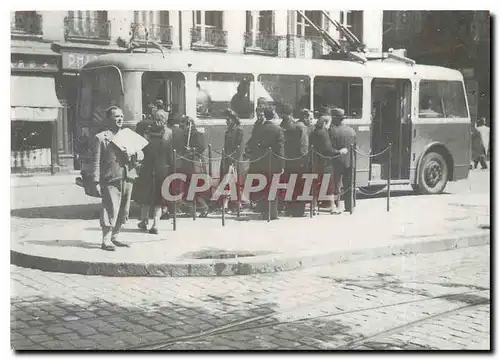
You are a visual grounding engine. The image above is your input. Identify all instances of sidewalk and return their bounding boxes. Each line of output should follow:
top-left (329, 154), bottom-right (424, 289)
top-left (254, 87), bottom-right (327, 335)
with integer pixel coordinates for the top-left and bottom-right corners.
top-left (11, 191), bottom-right (490, 277)
top-left (11, 172), bottom-right (80, 188)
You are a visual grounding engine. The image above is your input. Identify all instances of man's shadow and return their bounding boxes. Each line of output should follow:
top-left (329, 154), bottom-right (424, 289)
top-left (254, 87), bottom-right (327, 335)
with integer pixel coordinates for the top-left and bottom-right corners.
top-left (11, 203), bottom-right (143, 220)
top-left (22, 239), bottom-right (101, 249)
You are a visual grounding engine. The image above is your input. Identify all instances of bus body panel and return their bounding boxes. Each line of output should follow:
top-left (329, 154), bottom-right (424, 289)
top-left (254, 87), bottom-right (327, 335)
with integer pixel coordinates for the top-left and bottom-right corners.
top-left (410, 119), bottom-right (471, 183)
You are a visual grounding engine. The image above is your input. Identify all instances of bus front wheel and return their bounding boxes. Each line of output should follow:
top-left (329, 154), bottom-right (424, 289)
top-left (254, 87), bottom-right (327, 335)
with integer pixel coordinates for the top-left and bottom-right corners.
top-left (416, 152), bottom-right (449, 194)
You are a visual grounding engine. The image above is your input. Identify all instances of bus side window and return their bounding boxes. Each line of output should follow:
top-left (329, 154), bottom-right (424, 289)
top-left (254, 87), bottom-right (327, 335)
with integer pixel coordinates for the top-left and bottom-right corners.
top-left (257, 74), bottom-right (310, 118)
top-left (313, 76), bottom-right (363, 118)
top-left (196, 73), bottom-right (255, 119)
top-left (419, 80), bottom-right (468, 119)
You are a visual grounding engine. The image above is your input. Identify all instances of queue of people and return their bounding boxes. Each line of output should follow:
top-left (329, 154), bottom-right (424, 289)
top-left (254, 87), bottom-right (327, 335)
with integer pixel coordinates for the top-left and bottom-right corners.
top-left (89, 101), bottom-right (357, 251)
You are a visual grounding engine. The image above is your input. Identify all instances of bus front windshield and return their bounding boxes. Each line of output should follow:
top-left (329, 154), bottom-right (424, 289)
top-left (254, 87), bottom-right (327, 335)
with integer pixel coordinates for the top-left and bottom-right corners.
top-left (78, 67), bottom-right (123, 124)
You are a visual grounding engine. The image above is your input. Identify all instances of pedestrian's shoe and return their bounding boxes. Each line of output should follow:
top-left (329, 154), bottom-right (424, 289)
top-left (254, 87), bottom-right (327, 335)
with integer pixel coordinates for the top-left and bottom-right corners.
top-left (160, 212), bottom-right (171, 220)
top-left (111, 238), bottom-right (130, 248)
top-left (199, 210), bottom-right (209, 218)
top-left (137, 221), bottom-right (148, 231)
top-left (149, 227), bottom-right (159, 235)
top-left (101, 243), bottom-right (116, 251)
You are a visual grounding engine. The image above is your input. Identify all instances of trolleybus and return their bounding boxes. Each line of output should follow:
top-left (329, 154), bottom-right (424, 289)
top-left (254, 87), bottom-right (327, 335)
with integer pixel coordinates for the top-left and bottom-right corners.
top-left (76, 49), bottom-right (471, 195)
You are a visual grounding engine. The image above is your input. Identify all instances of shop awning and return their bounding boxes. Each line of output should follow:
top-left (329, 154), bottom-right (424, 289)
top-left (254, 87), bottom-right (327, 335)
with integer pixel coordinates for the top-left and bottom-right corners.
top-left (11, 75), bottom-right (61, 121)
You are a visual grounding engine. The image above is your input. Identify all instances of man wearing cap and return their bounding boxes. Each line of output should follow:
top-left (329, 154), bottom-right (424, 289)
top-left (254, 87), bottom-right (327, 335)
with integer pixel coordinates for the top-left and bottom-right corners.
top-left (329, 108), bottom-right (356, 213)
top-left (89, 106), bottom-right (144, 251)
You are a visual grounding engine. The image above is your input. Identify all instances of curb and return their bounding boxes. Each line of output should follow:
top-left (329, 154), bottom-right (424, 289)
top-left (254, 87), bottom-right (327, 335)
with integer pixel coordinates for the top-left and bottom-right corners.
top-left (11, 230), bottom-right (490, 277)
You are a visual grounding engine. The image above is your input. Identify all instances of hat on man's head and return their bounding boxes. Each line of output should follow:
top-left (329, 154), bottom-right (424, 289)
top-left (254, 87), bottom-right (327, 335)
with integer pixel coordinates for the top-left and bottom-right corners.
top-left (264, 107), bottom-right (275, 121)
top-left (330, 107), bottom-right (346, 119)
top-left (147, 122), bottom-right (166, 137)
top-left (155, 99), bottom-right (165, 109)
top-left (282, 103), bottom-right (293, 116)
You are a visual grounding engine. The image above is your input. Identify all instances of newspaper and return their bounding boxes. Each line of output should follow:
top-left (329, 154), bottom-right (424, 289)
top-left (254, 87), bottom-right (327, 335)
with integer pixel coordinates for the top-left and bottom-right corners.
top-left (111, 128), bottom-right (148, 154)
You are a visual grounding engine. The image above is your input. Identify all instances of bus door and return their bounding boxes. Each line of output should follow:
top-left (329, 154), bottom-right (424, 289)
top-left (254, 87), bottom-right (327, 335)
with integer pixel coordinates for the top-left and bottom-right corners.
top-left (371, 78), bottom-right (412, 180)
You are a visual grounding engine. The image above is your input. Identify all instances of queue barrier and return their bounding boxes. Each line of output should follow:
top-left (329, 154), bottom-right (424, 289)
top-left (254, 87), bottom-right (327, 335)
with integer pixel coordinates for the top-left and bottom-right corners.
top-left (167, 143), bottom-right (392, 230)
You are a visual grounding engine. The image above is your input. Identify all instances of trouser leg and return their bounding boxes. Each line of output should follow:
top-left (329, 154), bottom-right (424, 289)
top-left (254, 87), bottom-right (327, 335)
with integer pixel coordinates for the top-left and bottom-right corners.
top-left (342, 167), bottom-right (353, 212)
top-left (479, 154), bottom-right (488, 169)
top-left (100, 182), bottom-right (121, 246)
top-left (112, 181), bottom-right (133, 239)
top-left (151, 206), bottom-right (162, 229)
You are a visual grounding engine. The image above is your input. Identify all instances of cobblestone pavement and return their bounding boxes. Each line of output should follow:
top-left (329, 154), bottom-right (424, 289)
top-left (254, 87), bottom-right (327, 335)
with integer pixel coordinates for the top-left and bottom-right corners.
top-left (11, 245), bottom-right (490, 350)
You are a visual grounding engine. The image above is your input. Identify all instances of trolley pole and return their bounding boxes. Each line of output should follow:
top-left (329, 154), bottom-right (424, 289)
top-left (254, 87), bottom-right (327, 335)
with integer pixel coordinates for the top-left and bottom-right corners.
top-left (192, 148), bottom-right (197, 221)
top-left (268, 147), bottom-right (272, 223)
top-left (387, 143), bottom-right (392, 212)
top-left (172, 149), bottom-right (177, 231)
top-left (221, 148), bottom-right (226, 227)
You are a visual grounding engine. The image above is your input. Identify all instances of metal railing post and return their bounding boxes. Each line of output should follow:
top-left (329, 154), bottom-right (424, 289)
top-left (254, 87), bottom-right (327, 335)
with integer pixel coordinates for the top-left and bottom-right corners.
top-left (192, 148), bottom-right (197, 221)
top-left (236, 145), bottom-right (241, 219)
top-left (349, 144), bottom-right (354, 215)
top-left (268, 147), bottom-right (272, 222)
top-left (172, 149), bottom-right (177, 231)
top-left (221, 148), bottom-right (226, 227)
top-left (387, 143), bottom-right (392, 212)
top-left (310, 145), bottom-right (314, 218)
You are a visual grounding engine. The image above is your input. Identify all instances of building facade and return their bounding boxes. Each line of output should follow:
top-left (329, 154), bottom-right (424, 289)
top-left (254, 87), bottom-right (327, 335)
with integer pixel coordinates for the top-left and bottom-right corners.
top-left (382, 10), bottom-right (491, 125)
top-left (11, 10), bottom-right (383, 173)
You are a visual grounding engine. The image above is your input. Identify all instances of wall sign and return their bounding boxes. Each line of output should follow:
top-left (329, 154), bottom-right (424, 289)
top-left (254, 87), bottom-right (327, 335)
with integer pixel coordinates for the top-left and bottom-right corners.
top-left (62, 52), bottom-right (102, 70)
top-left (11, 59), bottom-right (58, 73)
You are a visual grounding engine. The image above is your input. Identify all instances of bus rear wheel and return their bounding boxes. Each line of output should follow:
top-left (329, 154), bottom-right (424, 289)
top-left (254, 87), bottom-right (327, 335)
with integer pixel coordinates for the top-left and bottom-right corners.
top-left (417, 152), bottom-right (449, 194)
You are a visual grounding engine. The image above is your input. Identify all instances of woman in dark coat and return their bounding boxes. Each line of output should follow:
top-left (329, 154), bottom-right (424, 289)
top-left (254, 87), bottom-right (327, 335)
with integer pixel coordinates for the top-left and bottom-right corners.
top-left (135, 113), bottom-right (173, 234)
top-left (220, 109), bottom-right (244, 211)
top-left (309, 115), bottom-right (336, 214)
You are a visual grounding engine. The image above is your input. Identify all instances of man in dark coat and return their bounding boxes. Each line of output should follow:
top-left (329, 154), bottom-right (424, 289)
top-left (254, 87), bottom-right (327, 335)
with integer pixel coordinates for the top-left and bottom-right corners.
top-left (89, 106), bottom-right (144, 251)
top-left (280, 104), bottom-right (309, 217)
top-left (245, 107), bottom-right (285, 220)
top-left (329, 108), bottom-right (356, 213)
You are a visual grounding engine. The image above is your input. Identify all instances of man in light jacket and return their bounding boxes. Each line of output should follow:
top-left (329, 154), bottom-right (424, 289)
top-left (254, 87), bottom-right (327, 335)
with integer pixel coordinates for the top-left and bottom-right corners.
top-left (89, 106), bottom-right (144, 251)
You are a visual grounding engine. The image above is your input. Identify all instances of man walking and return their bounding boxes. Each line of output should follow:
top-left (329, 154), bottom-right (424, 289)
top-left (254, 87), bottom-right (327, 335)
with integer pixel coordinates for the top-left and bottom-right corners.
top-left (89, 106), bottom-right (144, 251)
top-left (473, 117), bottom-right (490, 169)
top-left (329, 108), bottom-right (355, 213)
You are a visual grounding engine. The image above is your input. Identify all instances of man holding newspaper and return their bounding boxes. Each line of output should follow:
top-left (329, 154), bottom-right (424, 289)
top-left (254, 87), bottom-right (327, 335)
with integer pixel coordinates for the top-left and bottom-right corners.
top-left (89, 106), bottom-right (147, 251)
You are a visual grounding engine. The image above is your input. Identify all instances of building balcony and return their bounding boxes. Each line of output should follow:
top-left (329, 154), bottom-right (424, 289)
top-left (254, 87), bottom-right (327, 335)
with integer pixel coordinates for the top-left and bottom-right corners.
top-left (64, 17), bottom-right (111, 44)
top-left (11, 12), bottom-right (43, 39)
top-left (191, 27), bottom-right (227, 51)
top-left (277, 35), bottom-right (327, 59)
top-left (244, 32), bottom-right (280, 56)
top-left (130, 23), bottom-right (173, 47)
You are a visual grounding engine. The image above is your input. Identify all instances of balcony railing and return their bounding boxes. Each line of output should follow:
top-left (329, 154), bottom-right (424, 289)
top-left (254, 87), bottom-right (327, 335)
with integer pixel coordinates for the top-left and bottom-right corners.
top-left (130, 23), bottom-right (173, 46)
top-left (64, 16), bottom-right (111, 44)
top-left (11, 12), bottom-right (43, 39)
top-left (191, 27), bottom-right (227, 51)
top-left (244, 32), bottom-right (280, 56)
top-left (277, 35), bottom-right (327, 59)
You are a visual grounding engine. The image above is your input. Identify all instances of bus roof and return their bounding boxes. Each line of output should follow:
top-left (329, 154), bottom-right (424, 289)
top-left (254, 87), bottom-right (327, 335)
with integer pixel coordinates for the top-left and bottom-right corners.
top-left (82, 51), bottom-right (464, 81)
